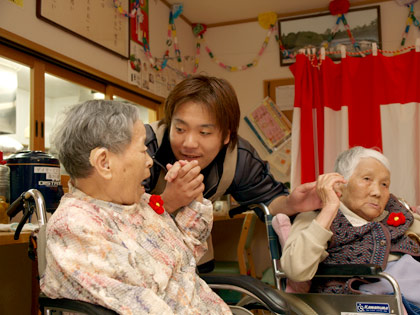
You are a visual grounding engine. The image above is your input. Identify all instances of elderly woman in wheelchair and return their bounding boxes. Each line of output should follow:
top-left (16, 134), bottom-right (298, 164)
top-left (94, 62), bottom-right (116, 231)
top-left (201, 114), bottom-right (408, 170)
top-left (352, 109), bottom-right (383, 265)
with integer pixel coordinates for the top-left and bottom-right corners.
top-left (280, 146), bottom-right (420, 314)
top-left (39, 100), bottom-right (232, 314)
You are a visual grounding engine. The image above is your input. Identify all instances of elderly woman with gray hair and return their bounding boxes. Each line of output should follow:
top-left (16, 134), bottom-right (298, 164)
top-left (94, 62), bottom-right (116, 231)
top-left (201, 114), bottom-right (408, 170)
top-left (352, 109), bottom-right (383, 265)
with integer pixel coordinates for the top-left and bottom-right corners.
top-left (40, 100), bottom-right (231, 314)
top-left (280, 146), bottom-right (420, 314)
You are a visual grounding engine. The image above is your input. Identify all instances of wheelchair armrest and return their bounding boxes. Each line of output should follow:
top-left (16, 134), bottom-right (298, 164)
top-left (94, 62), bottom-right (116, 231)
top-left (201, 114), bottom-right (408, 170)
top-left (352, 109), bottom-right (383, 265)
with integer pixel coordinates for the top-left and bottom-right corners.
top-left (229, 203), bottom-right (269, 222)
top-left (316, 264), bottom-right (383, 277)
top-left (228, 204), bottom-right (252, 217)
top-left (39, 293), bottom-right (117, 315)
top-left (200, 274), bottom-right (289, 313)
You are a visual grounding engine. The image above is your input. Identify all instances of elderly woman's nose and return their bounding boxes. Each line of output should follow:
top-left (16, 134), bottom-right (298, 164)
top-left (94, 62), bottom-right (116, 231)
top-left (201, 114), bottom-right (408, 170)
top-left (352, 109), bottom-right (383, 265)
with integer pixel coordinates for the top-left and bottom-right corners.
top-left (370, 182), bottom-right (381, 196)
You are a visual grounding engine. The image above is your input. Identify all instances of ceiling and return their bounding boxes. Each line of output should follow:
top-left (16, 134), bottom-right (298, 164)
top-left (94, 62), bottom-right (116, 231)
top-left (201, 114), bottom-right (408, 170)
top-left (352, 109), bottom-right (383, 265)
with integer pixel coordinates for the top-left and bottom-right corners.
top-left (163, 0), bottom-right (380, 26)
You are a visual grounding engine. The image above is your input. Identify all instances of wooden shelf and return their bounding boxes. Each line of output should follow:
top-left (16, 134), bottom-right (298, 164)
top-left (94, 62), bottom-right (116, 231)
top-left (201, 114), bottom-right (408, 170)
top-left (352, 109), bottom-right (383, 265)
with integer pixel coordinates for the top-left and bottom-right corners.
top-left (0, 231), bottom-right (31, 246)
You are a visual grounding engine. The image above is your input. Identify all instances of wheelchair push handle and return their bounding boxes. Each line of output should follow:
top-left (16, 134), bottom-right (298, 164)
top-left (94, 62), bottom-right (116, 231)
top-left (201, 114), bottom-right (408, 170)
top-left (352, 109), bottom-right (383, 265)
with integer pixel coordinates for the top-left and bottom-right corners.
top-left (6, 194), bottom-right (25, 218)
top-left (7, 189), bottom-right (47, 223)
top-left (6, 189), bottom-right (48, 240)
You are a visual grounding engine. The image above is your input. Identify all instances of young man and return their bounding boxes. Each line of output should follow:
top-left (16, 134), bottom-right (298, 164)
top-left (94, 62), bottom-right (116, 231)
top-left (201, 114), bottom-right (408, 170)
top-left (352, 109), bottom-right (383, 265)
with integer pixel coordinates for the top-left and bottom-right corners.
top-left (143, 75), bottom-right (321, 270)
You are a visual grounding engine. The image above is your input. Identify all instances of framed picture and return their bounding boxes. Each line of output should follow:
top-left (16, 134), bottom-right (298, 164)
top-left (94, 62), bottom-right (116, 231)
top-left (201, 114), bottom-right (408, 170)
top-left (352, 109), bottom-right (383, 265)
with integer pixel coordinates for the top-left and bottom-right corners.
top-left (278, 5), bottom-right (381, 66)
top-left (36, 0), bottom-right (130, 58)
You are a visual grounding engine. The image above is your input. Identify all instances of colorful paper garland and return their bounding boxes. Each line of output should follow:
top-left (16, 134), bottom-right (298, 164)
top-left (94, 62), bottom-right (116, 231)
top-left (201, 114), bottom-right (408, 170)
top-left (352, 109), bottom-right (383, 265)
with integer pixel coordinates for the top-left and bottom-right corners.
top-left (113, 0), bottom-right (140, 18)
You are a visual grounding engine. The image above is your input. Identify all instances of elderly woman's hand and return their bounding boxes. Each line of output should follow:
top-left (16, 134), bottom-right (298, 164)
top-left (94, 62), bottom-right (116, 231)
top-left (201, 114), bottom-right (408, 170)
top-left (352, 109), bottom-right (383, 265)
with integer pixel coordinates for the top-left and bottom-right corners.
top-left (161, 160), bottom-right (205, 213)
top-left (315, 173), bottom-right (346, 230)
top-left (316, 173), bottom-right (345, 208)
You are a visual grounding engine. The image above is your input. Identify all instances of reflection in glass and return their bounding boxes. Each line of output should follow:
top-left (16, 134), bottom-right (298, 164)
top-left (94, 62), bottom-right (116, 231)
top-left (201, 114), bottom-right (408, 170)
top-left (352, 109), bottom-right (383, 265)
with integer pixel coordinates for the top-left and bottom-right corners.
top-left (45, 74), bottom-right (104, 149)
top-left (0, 57), bottom-right (29, 154)
top-left (113, 95), bottom-right (152, 124)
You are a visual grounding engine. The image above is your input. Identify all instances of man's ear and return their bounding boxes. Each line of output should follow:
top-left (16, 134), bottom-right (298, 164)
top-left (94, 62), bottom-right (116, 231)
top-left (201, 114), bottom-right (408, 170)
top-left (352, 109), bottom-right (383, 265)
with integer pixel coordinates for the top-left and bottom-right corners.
top-left (223, 131), bottom-right (231, 145)
top-left (89, 148), bottom-right (112, 180)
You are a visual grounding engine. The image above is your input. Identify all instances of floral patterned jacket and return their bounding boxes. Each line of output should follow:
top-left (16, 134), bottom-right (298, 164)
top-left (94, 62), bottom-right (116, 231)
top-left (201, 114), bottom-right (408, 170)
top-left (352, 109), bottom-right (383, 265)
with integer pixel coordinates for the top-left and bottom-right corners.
top-left (40, 186), bottom-right (231, 315)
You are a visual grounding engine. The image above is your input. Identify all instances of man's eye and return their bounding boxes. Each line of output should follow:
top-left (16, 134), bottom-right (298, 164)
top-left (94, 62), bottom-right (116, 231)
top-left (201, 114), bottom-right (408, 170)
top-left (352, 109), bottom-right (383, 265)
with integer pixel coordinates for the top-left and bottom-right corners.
top-left (201, 131), bottom-right (211, 135)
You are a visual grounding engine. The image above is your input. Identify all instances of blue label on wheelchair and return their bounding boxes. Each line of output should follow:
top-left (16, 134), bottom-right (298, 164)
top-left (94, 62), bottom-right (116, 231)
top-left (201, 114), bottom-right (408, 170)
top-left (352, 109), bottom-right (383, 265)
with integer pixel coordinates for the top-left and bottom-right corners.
top-left (356, 302), bottom-right (390, 313)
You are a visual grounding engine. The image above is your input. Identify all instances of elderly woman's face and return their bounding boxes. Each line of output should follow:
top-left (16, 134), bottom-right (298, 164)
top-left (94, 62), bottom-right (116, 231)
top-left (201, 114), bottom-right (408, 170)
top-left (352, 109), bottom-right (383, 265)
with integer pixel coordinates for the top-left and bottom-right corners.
top-left (340, 158), bottom-right (390, 221)
top-left (109, 120), bottom-right (153, 205)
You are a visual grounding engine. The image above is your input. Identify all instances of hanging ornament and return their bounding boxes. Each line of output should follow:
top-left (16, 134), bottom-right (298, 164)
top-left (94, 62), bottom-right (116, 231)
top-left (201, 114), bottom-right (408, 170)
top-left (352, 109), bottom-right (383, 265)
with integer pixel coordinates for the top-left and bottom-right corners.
top-left (258, 12), bottom-right (278, 30)
top-left (195, 24), bottom-right (277, 72)
top-left (113, 0), bottom-right (141, 18)
top-left (329, 0), bottom-right (350, 15)
top-left (394, 0), bottom-right (418, 5)
top-left (399, 3), bottom-right (420, 46)
top-left (401, 4), bottom-right (414, 46)
top-left (192, 23), bottom-right (207, 37)
top-left (326, 0), bottom-right (362, 54)
top-left (172, 3), bottom-right (184, 19)
top-left (141, 8), bottom-right (187, 76)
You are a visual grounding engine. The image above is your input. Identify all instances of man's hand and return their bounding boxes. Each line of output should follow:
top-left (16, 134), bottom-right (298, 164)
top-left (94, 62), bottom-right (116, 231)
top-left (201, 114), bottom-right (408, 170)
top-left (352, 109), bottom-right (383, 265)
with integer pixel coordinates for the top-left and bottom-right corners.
top-left (161, 160), bottom-right (204, 213)
top-left (287, 173), bottom-right (346, 213)
top-left (285, 181), bottom-right (322, 214)
top-left (270, 173), bottom-right (346, 216)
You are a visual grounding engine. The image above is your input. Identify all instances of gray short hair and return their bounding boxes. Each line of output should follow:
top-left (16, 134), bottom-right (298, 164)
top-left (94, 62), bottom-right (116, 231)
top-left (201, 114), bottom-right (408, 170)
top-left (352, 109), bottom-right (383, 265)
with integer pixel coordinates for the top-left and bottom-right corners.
top-left (51, 100), bottom-right (141, 179)
top-left (334, 146), bottom-right (390, 180)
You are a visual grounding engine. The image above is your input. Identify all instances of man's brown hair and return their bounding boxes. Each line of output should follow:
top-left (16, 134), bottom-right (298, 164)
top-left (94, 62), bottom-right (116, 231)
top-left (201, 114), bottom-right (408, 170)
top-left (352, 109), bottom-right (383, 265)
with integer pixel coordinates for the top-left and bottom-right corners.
top-left (161, 75), bottom-right (240, 148)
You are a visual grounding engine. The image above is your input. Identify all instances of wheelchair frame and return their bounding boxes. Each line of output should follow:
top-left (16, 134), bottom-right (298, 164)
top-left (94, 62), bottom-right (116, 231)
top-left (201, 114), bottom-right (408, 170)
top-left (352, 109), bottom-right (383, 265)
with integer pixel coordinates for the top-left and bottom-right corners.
top-left (246, 203), bottom-right (406, 315)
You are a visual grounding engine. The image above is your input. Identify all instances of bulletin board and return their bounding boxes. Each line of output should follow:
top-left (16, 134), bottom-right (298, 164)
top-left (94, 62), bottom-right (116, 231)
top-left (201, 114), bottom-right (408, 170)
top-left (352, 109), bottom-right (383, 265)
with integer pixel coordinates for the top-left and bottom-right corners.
top-left (36, 0), bottom-right (130, 58)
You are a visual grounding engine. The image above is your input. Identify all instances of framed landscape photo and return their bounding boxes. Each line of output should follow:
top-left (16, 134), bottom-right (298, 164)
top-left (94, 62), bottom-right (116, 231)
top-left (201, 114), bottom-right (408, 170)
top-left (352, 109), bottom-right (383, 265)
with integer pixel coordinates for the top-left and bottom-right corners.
top-left (278, 5), bottom-right (381, 66)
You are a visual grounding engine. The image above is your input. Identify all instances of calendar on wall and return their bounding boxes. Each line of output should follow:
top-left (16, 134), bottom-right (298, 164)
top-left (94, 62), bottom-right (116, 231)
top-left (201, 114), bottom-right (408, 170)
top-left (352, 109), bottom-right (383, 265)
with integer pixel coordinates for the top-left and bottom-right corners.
top-left (36, 0), bottom-right (130, 58)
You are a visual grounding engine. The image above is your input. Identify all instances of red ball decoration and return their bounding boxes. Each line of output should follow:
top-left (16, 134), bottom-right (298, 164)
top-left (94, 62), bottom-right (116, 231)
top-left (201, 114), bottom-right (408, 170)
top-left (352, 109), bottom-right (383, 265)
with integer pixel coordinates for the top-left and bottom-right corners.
top-left (329, 0), bottom-right (350, 15)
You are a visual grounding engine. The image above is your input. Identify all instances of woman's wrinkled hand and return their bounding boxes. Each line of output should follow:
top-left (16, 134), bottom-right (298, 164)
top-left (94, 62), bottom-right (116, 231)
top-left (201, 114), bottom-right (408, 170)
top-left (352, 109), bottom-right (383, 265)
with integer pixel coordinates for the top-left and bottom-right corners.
top-left (315, 173), bottom-right (346, 229)
top-left (316, 172), bottom-right (346, 208)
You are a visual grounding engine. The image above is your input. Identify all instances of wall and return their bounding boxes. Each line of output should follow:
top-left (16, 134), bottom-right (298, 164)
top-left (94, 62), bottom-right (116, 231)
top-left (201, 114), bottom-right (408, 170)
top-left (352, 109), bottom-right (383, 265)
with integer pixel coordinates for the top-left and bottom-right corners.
top-left (197, 1), bottom-right (420, 181)
top-left (0, 0), bottom-right (195, 86)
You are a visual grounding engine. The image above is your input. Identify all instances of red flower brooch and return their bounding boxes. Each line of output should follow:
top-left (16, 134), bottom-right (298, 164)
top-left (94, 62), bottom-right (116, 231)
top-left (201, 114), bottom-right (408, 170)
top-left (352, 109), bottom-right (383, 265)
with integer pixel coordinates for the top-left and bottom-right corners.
top-left (149, 195), bottom-right (164, 215)
top-left (387, 212), bottom-right (406, 227)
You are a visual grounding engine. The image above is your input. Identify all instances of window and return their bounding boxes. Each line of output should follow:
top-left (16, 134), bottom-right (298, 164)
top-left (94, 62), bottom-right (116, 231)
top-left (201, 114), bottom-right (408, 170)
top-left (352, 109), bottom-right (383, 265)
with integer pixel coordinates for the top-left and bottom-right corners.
top-left (0, 57), bottom-right (30, 151)
top-left (0, 38), bottom-right (163, 154)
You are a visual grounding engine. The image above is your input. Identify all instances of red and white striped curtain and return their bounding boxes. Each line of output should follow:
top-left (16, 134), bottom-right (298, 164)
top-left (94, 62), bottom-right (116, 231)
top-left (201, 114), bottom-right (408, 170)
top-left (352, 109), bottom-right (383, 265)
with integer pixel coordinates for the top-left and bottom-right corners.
top-left (290, 52), bottom-right (420, 206)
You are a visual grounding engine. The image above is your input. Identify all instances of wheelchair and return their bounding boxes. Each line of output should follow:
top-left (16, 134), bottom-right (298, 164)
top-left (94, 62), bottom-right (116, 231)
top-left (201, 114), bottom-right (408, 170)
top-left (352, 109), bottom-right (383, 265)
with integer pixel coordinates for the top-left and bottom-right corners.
top-left (245, 203), bottom-right (406, 315)
top-left (8, 190), bottom-right (406, 314)
top-left (7, 189), bottom-right (316, 315)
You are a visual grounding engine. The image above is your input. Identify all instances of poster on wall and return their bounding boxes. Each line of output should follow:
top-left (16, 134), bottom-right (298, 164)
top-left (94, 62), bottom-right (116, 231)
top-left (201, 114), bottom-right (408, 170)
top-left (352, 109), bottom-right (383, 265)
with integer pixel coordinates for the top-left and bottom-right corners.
top-left (130, 0), bottom-right (149, 46)
top-left (244, 97), bottom-right (292, 154)
top-left (127, 42), bottom-right (184, 98)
